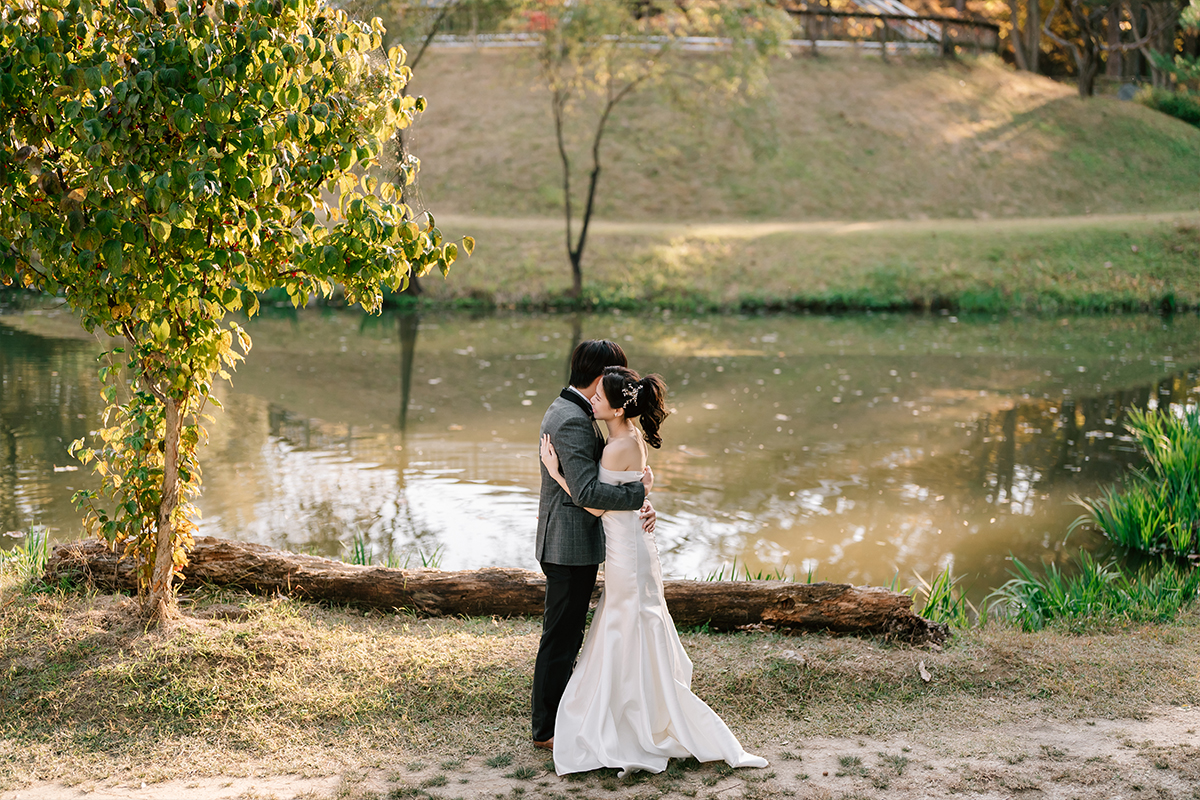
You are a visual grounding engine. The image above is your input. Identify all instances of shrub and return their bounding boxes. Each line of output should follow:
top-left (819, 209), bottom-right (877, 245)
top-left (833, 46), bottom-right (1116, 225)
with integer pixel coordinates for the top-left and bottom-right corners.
top-left (1137, 87), bottom-right (1200, 128)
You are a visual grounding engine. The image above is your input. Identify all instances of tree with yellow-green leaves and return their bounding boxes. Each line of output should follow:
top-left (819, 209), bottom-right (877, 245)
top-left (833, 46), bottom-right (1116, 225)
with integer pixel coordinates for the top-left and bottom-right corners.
top-left (506, 0), bottom-right (790, 299)
top-left (0, 0), bottom-right (470, 621)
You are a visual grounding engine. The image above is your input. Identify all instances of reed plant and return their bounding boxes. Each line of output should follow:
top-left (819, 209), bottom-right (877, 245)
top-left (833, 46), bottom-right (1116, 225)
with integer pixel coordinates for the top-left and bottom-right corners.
top-left (343, 534), bottom-right (444, 570)
top-left (703, 557), bottom-right (793, 582)
top-left (912, 567), bottom-right (976, 628)
top-left (0, 528), bottom-right (51, 592)
top-left (1071, 407), bottom-right (1200, 556)
top-left (988, 552), bottom-right (1200, 631)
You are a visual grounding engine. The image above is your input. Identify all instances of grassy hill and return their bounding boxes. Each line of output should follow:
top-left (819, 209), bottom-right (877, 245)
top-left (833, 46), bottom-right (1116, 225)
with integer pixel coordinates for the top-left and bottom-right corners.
top-left (405, 50), bottom-right (1199, 223)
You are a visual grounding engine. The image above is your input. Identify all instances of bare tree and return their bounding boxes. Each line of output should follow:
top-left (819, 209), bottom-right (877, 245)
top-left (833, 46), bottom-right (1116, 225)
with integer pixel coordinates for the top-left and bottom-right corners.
top-left (510, 0), bottom-right (791, 299)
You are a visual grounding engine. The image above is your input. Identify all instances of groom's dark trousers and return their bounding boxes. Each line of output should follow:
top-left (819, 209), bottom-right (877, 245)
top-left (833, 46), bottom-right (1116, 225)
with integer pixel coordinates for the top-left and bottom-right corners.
top-left (531, 562), bottom-right (598, 743)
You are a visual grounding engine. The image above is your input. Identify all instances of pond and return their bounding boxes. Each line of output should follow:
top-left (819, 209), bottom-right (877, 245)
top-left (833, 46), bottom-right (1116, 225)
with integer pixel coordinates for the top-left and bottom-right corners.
top-left (2, 304), bottom-right (1198, 598)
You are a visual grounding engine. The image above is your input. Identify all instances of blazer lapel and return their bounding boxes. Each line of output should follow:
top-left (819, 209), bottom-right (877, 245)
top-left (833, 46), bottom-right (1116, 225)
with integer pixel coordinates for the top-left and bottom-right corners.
top-left (559, 387), bottom-right (593, 417)
top-left (559, 388), bottom-right (604, 457)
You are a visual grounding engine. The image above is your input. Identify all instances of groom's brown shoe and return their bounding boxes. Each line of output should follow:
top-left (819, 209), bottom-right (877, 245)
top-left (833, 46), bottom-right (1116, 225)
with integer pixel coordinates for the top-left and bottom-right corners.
top-left (533, 737), bottom-right (554, 752)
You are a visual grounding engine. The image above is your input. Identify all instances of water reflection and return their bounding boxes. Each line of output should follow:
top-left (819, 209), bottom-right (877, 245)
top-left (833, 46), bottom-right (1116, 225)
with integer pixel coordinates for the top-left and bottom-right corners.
top-left (2, 306), bottom-right (1198, 596)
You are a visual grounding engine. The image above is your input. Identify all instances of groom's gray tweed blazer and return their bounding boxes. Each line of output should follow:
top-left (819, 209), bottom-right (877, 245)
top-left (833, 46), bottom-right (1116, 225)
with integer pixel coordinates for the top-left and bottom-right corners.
top-left (536, 389), bottom-right (646, 565)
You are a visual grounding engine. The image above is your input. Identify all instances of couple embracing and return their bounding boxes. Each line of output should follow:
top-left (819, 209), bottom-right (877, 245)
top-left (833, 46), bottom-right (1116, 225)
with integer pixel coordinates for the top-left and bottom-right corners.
top-left (531, 339), bottom-right (767, 777)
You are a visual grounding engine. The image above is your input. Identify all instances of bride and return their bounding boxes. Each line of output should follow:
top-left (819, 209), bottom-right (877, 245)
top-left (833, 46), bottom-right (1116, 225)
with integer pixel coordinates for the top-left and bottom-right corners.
top-left (539, 365), bottom-right (767, 777)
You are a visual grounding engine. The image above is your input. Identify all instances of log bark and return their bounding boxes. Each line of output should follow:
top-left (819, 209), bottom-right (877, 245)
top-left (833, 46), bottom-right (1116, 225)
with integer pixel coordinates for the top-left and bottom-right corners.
top-left (45, 536), bottom-right (949, 644)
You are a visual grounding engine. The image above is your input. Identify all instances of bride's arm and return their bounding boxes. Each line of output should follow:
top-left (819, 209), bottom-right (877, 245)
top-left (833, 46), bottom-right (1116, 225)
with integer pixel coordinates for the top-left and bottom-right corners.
top-left (540, 435), bottom-right (603, 517)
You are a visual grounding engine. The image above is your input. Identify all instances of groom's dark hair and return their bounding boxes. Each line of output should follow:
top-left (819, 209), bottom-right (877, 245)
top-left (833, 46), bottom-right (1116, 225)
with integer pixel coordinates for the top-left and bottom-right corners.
top-left (569, 339), bottom-right (627, 388)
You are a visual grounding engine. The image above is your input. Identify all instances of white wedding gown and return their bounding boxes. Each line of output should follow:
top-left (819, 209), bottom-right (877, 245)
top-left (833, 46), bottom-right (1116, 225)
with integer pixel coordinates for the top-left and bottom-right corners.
top-left (553, 465), bottom-right (768, 776)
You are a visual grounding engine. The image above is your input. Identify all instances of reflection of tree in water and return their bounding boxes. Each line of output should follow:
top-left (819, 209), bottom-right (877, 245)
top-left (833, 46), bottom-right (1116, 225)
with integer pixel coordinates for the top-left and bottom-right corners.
top-left (0, 324), bottom-right (100, 540)
top-left (968, 371), bottom-right (1196, 512)
top-left (263, 309), bottom-right (445, 564)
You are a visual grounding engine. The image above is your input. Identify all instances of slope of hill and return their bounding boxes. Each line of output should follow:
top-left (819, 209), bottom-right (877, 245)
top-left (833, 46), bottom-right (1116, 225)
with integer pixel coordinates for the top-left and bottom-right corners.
top-left (404, 50), bottom-right (1199, 223)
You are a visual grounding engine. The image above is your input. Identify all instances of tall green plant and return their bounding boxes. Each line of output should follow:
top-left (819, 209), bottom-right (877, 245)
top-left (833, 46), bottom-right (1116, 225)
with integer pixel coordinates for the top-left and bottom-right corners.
top-left (989, 553), bottom-right (1200, 631)
top-left (913, 567), bottom-right (975, 628)
top-left (0, 0), bottom-right (469, 621)
top-left (1071, 407), bottom-right (1200, 556)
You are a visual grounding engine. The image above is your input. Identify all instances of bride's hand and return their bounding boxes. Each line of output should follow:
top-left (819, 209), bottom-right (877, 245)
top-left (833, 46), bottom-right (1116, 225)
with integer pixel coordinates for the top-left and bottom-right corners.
top-left (540, 434), bottom-right (560, 473)
top-left (640, 465), bottom-right (654, 494)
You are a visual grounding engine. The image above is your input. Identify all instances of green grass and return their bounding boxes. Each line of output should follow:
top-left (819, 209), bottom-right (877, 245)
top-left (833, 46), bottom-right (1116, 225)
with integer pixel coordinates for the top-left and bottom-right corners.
top-left (1071, 406), bottom-right (1200, 555)
top-left (409, 216), bottom-right (1200, 314)
top-left (987, 552), bottom-right (1200, 631)
top-left (391, 47), bottom-right (1200, 314)
top-left (703, 556), bottom-right (794, 582)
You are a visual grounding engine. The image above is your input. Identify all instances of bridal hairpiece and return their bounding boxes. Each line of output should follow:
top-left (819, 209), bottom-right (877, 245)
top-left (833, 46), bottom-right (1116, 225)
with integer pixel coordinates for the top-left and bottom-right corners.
top-left (622, 382), bottom-right (640, 406)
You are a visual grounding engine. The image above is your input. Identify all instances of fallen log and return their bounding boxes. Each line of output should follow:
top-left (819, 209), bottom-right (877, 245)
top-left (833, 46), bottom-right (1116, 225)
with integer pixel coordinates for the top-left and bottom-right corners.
top-left (45, 536), bottom-right (948, 644)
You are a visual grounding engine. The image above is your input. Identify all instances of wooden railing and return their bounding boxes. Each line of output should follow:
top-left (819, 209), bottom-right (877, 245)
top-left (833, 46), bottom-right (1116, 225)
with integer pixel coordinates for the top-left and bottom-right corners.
top-left (784, 7), bottom-right (1002, 57)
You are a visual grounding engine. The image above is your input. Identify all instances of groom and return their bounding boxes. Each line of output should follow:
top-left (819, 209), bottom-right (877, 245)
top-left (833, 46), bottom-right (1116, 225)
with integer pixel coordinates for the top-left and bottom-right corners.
top-left (531, 339), bottom-right (655, 751)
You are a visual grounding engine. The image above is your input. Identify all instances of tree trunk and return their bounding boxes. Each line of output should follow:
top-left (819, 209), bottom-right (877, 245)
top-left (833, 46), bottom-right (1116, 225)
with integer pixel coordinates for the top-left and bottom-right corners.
top-left (45, 537), bottom-right (949, 644)
top-left (1106, 5), bottom-right (1122, 78)
top-left (1010, 0), bottom-right (1030, 70)
top-left (1078, 48), bottom-right (1101, 96)
top-left (1027, 0), bottom-right (1041, 73)
top-left (568, 248), bottom-right (583, 298)
top-left (147, 396), bottom-right (182, 622)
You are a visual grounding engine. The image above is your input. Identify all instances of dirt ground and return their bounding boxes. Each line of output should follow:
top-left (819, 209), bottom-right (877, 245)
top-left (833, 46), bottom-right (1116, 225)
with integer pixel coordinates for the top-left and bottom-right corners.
top-left (4, 705), bottom-right (1198, 800)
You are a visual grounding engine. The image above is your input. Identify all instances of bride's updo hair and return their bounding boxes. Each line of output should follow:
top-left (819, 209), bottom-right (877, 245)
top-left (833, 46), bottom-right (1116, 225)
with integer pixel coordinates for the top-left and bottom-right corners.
top-left (601, 366), bottom-right (669, 449)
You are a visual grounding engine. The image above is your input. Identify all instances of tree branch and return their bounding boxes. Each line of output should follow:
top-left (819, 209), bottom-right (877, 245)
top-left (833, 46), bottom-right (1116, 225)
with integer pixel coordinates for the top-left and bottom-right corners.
top-left (121, 320), bottom-right (168, 405)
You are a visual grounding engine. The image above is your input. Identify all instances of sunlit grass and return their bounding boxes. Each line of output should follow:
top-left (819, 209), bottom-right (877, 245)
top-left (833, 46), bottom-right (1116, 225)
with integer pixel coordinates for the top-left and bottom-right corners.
top-left (412, 51), bottom-right (1200, 223)
top-left (414, 216), bottom-right (1200, 313)
top-left (2, 576), bottom-right (1199, 787)
top-left (0, 528), bottom-right (52, 594)
top-left (343, 532), bottom-right (445, 569)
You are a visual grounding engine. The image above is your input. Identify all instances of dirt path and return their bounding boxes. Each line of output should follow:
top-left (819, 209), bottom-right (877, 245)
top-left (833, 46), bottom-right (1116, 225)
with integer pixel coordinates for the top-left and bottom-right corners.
top-left (436, 210), bottom-right (1200, 239)
top-left (6, 706), bottom-right (1197, 800)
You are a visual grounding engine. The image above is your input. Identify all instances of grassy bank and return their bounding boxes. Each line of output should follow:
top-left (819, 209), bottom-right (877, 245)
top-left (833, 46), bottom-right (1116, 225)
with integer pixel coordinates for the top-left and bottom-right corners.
top-left (3, 566), bottom-right (1200, 795)
top-left (411, 213), bottom-right (1200, 313)
top-left (409, 51), bottom-right (1200, 222)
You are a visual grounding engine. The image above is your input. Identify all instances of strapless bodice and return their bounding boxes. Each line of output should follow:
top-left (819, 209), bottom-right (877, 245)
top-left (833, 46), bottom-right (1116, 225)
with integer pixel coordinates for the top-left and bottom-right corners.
top-left (599, 465), bottom-right (642, 485)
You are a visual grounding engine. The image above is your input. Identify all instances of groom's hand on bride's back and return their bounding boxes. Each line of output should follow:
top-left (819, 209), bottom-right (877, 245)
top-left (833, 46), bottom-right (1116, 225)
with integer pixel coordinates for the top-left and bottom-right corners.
top-left (640, 466), bottom-right (654, 494)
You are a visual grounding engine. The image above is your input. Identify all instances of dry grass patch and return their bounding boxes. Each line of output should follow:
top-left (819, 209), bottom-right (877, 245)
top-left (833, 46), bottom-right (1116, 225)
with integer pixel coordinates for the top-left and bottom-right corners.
top-left (2, 568), bottom-right (1200, 792)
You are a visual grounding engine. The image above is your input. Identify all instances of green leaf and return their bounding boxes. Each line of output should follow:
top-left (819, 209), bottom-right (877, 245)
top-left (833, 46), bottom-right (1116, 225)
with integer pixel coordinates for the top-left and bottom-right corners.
top-left (462, 236), bottom-right (475, 257)
top-left (149, 216), bottom-right (172, 243)
top-left (172, 108), bottom-right (195, 134)
top-left (100, 239), bottom-right (124, 270)
top-left (233, 176), bottom-right (254, 200)
top-left (150, 319), bottom-right (170, 345)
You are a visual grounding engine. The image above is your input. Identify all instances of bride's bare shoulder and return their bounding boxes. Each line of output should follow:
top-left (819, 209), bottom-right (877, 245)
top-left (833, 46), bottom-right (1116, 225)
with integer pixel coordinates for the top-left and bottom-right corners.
top-left (599, 435), bottom-right (643, 471)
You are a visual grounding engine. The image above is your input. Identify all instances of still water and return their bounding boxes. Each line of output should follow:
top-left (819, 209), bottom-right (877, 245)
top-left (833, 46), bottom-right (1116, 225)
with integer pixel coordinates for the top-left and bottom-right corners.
top-left (2, 305), bottom-right (1198, 596)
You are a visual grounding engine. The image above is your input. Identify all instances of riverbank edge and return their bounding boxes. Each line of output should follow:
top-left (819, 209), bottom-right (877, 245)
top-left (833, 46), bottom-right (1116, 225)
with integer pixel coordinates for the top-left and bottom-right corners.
top-left (392, 213), bottom-right (1200, 315)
